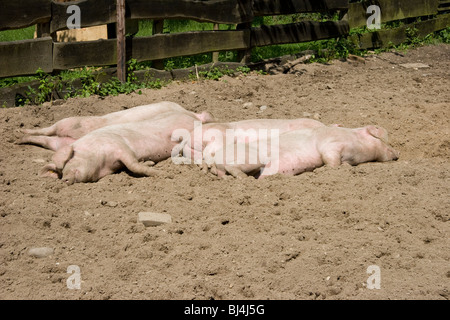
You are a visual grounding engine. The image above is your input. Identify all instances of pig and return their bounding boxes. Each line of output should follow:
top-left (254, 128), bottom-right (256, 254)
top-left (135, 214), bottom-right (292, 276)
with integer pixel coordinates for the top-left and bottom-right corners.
top-left (41, 111), bottom-right (212, 184)
top-left (18, 101), bottom-right (214, 151)
top-left (182, 118), bottom-right (326, 165)
top-left (209, 125), bottom-right (399, 179)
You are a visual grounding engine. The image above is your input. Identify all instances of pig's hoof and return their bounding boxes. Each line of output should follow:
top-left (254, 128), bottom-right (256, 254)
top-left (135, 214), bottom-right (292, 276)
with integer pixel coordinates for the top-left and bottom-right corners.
top-left (40, 164), bottom-right (61, 179)
top-left (15, 136), bottom-right (28, 145)
top-left (143, 161), bottom-right (155, 167)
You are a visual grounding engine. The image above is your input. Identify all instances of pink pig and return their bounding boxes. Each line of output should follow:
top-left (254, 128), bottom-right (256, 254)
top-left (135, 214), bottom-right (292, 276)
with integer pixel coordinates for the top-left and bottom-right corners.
top-left (209, 125), bottom-right (400, 179)
top-left (18, 101), bottom-right (214, 151)
top-left (41, 111), bottom-right (212, 184)
top-left (182, 118), bottom-right (326, 164)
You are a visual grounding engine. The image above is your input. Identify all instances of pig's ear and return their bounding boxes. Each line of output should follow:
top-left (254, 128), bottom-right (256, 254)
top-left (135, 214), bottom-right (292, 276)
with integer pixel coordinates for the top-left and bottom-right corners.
top-left (40, 163), bottom-right (61, 179)
top-left (366, 125), bottom-right (389, 143)
top-left (52, 145), bottom-right (74, 170)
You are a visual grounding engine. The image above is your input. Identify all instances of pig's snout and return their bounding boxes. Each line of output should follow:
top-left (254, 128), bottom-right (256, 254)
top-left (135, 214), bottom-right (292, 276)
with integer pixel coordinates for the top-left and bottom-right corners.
top-left (62, 169), bottom-right (78, 185)
top-left (382, 146), bottom-right (400, 162)
top-left (390, 148), bottom-right (400, 161)
top-left (62, 164), bottom-right (86, 185)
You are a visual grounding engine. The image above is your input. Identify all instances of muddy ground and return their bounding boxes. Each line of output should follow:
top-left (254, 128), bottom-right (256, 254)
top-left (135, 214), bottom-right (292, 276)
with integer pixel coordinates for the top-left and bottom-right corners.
top-left (0, 44), bottom-right (449, 300)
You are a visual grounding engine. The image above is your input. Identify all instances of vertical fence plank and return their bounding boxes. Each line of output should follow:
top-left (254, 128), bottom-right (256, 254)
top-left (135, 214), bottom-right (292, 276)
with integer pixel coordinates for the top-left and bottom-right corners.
top-left (116, 0), bottom-right (126, 82)
top-left (236, 22), bottom-right (252, 64)
top-left (212, 23), bottom-right (220, 63)
top-left (152, 20), bottom-right (165, 69)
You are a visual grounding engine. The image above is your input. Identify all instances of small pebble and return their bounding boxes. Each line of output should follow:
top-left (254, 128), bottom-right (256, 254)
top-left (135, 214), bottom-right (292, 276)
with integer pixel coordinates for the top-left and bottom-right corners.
top-left (28, 247), bottom-right (54, 258)
top-left (138, 212), bottom-right (172, 227)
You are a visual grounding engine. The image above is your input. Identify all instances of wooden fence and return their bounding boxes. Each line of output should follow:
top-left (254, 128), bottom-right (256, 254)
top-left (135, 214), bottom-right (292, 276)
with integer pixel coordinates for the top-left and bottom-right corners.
top-left (0, 0), bottom-right (449, 80)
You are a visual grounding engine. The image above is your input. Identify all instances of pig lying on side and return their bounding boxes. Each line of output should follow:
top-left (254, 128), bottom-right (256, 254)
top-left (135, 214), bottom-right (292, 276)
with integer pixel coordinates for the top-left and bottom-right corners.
top-left (209, 125), bottom-right (399, 179)
top-left (18, 101), bottom-right (214, 151)
top-left (41, 111), bottom-right (212, 184)
top-left (182, 118), bottom-right (326, 164)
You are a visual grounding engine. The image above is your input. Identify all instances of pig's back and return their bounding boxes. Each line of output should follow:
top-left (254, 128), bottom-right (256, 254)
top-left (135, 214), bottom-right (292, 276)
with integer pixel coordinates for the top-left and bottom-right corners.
top-left (100, 101), bottom-right (187, 124)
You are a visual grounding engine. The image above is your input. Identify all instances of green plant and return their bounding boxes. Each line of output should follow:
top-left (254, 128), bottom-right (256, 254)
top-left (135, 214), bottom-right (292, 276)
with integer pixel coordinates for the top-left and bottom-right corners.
top-left (438, 27), bottom-right (450, 43)
top-left (25, 68), bottom-right (62, 104)
top-left (405, 26), bottom-right (421, 46)
top-left (195, 66), bottom-right (236, 81)
top-left (236, 66), bottom-right (251, 74)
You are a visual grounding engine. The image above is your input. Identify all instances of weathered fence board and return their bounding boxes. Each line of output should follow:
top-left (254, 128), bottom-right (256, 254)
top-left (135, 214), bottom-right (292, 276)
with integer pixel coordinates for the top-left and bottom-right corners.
top-left (53, 39), bottom-right (116, 70)
top-left (252, 20), bottom-right (349, 47)
top-left (51, 0), bottom-right (253, 31)
top-left (253, 0), bottom-right (348, 15)
top-left (53, 30), bottom-right (251, 69)
top-left (0, 0), bottom-right (51, 31)
top-left (348, 0), bottom-right (440, 28)
top-left (439, 0), bottom-right (450, 12)
top-left (0, 37), bottom-right (53, 77)
top-left (51, 0), bottom-right (117, 33)
top-left (127, 0), bottom-right (254, 24)
top-left (351, 13), bottom-right (450, 49)
top-left (132, 30), bottom-right (250, 62)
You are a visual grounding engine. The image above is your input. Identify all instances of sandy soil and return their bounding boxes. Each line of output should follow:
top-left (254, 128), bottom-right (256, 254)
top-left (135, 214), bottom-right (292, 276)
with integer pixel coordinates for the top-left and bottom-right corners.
top-left (0, 44), bottom-right (449, 300)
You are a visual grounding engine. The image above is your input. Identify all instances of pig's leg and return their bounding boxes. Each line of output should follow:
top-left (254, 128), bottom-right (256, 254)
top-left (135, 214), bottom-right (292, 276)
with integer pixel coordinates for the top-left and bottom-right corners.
top-left (52, 145), bottom-right (75, 171)
top-left (17, 135), bottom-right (75, 151)
top-left (224, 165), bottom-right (249, 179)
top-left (118, 151), bottom-right (160, 177)
top-left (142, 161), bottom-right (155, 167)
top-left (209, 163), bottom-right (227, 178)
top-left (321, 150), bottom-right (342, 168)
top-left (40, 163), bottom-right (61, 179)
top-left (21, 124), bottom-right (57, 136)
top-left (201, 162), bottom-right (209, 173)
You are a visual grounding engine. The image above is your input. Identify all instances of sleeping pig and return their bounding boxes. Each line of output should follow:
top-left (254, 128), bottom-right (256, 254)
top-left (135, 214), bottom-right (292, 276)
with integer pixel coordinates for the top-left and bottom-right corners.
top-left (182, 118), bottom-right (326, 165)
top-left (209, 125), bottom-right (399, 179)
top-left (41, 111), bottom-right (212, 184)
top-left (18, 101), bottom-right (214, 151)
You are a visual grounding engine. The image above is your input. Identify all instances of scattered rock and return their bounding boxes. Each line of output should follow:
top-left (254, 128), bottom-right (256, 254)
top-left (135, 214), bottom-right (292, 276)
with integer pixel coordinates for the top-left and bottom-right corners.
top-left (347, 54), bottom-right (365, 64)
top-left (243, 102), bottom-right (253, 109)
top-left (101, 200), bottom-right (118, 207)
top-left (399, 63), bottom-right (430, 70)
top-left (28, 247), bottom-right (54, 258)
top-left (138, 212), bottom-right (172, 227)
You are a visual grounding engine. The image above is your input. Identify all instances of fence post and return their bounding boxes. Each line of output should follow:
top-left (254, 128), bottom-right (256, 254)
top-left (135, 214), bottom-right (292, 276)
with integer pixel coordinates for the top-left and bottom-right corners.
top-left (152, 20), bottom-right (165, 69)
top-left (116, 0), bottom-right (126, 83)
top-left (236, 22), bottom-right (252, 64)
top-left (212, 23), bottom-right (220, 63)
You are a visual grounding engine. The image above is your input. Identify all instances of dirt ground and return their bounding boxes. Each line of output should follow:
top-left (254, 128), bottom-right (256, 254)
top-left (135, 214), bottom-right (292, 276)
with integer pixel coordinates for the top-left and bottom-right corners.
top-left (0, 44), bottom-right (449, 300)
